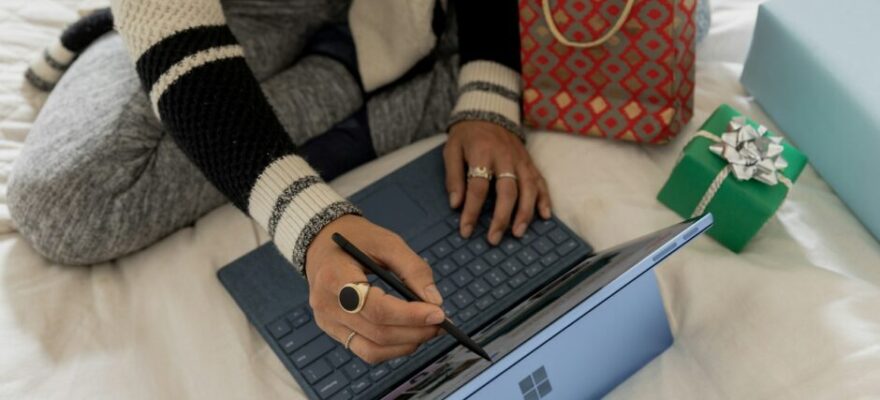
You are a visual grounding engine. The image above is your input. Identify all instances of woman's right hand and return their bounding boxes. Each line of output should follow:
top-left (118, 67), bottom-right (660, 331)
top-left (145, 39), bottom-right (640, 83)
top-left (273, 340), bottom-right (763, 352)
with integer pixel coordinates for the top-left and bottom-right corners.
top-left (304, 215), bottom-right (446, 364)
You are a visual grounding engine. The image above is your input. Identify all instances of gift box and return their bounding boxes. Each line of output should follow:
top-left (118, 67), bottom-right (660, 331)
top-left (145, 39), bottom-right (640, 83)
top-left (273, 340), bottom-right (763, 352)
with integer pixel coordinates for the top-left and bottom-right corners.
top-left (657, 105), bottom-right (807, 252)
top-left (741, 0), bottom-right (880, 241)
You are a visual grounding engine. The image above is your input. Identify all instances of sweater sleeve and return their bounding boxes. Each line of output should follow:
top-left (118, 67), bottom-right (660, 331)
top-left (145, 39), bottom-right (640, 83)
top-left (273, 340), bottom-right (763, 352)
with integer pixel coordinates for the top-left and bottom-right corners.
top-left (109, 0), bottom-right (360, 273)
top-left (448, 0), bottom-right (524, 139)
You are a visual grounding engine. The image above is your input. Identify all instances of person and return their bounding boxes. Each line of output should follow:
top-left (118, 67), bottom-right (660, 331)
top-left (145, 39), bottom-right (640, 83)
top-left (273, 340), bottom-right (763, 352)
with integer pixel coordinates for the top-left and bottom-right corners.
top-left (11, 0), bottom-right (711, 365)
top-left (11, 0), bottom-right (544, 365)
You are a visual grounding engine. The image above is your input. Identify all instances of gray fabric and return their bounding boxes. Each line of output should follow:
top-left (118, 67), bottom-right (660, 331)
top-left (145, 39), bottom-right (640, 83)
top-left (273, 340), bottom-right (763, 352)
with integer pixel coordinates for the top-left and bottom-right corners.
top-left (9, 2), bottom-right (458, 265)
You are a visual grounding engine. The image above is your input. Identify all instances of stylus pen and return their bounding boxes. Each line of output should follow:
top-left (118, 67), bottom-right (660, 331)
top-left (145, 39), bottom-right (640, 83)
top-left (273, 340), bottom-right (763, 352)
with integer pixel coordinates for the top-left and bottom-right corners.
top-left (332, 232), bottom-right (492, 362)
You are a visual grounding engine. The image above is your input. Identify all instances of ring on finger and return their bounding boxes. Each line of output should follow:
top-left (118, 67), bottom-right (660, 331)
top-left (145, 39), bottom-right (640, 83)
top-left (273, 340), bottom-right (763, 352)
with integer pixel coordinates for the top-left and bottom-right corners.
top-left (338, 282), bottom-right (371, 314)
top-left (344, 330), bottom-right (357, 350)
top-left (496, 172), bottom-right (518, 180)
top-left (467, 166), bottom-right (493, 180)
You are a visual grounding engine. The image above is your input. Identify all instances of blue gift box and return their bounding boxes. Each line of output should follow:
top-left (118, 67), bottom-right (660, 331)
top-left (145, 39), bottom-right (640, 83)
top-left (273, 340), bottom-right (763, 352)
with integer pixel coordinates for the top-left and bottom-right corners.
top-left (741, 0), bottom-right (880, 241)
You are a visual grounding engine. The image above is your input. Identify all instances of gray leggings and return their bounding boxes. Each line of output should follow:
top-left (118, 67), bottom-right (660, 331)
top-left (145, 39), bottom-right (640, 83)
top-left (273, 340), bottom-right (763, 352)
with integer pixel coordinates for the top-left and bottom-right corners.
top-left (8, 0), bottom-right (459, 264)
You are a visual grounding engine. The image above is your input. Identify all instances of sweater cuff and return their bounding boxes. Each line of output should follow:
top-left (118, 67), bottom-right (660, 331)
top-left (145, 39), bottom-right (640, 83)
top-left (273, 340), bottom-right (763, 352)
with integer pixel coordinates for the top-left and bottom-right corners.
top-left (248, 155), bottom-right (361, 274)
top-left (449, 60), bottom-right (524, 140)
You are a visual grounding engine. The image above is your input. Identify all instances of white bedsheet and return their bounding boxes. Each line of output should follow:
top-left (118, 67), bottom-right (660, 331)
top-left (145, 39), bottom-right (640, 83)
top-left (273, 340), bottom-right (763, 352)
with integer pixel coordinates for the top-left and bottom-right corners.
top-left (1, 1), bottom-right (879, 399)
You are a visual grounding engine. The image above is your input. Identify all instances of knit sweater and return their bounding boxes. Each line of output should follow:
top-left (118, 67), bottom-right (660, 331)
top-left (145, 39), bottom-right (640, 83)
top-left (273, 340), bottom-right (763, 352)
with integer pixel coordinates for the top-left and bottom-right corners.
top-left (74, 0), bottom-right (521, 273)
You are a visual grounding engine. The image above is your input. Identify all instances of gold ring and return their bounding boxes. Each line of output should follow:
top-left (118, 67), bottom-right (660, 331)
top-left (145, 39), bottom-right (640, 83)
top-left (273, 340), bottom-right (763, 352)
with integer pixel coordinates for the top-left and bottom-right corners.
top-left (344, 330), bottom-right (357, 350)
top-left (496, 172), bottom-right (518, 180)
top-left (467, 166), bottom-right (493, 180)
top-left (338, 282), bottom-right (371, 314)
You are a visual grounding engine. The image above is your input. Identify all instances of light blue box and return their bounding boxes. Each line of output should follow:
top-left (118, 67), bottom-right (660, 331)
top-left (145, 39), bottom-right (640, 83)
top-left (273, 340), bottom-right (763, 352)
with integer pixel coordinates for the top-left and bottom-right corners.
top-left (741, 0), bottom-right (880, 241)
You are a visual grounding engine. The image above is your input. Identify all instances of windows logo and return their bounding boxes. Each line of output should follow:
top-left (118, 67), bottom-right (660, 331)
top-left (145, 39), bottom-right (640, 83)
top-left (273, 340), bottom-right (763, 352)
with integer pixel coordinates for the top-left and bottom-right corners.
top-left (519, 366), bottom-right (552, 400)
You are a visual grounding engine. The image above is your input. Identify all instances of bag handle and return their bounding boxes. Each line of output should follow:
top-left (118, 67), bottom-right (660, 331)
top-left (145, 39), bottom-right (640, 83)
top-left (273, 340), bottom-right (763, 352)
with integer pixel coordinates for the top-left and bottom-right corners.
top-left (542, 0), bottom-right (636, 48)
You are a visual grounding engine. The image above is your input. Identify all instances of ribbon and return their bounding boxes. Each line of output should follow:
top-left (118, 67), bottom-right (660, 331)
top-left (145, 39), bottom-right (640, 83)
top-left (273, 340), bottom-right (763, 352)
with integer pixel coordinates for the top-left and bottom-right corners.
top-left (690, 117), bottom-right (793, 218)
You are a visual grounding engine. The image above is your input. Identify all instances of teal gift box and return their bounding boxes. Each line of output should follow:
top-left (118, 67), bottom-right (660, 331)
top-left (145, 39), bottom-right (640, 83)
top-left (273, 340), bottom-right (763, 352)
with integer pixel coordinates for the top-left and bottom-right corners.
top-left (741, 0), bottom-right (880, 241)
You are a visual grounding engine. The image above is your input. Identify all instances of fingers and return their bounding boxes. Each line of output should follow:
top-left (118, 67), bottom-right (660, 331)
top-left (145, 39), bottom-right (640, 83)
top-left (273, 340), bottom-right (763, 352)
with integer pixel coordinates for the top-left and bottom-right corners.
top-left (488, 158), bottom-right (518, 245)
top-left (370, 233), bottom-right (444, 305)
top-left (459, 156), bottom-right (491, 239)
top-left (511, 164), bottom-right (538, 238)
top-left (317, 318), bottom-right (418, 365)
top-left (443, 140), bottom-right (466, 209)
top-left (359, 286), bottom-right (445, 327)
top-left (536, 175), bottom-right (552, 219)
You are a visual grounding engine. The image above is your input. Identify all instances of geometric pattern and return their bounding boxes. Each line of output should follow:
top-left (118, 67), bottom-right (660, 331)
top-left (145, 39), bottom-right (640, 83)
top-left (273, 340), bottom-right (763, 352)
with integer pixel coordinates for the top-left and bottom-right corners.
top-left (520, 0), bottom-right (696, 143)
top-left (519, 366), bottom-right (552, 400)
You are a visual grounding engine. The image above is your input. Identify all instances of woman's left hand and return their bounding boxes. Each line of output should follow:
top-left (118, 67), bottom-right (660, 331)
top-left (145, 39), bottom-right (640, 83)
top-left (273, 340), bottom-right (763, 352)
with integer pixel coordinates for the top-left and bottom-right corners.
top-left (444, 120), bottom-right (552, 245)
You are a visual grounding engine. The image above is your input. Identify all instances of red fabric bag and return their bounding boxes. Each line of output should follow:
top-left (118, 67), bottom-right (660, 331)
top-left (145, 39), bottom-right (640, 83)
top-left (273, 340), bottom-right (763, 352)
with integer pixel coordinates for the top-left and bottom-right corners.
top-left (520, 0), bottom-right (696, 143)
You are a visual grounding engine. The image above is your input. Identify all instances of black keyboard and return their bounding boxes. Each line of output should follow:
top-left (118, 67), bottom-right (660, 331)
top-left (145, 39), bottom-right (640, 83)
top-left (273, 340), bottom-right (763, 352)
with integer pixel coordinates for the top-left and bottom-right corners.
top-left (263, 213), bottom-right (591, 399)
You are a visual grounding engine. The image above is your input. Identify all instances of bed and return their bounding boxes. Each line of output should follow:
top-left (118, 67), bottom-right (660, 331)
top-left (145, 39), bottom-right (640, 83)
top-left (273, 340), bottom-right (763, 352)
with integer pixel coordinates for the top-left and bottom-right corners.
top-left (2, 0), bottom-right (879, 398)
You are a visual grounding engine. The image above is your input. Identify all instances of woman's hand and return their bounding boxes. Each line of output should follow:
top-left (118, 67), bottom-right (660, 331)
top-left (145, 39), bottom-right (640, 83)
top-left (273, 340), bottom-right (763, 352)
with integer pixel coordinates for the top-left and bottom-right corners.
top-left (445, 120), bottom-right (552, 245)
top-left (305, 215), bottom-right (445, 364)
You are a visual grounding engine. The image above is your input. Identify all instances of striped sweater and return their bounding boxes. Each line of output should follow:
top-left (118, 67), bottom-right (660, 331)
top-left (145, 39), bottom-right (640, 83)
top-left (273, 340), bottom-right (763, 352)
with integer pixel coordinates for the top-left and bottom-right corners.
top-left (34, 0), bottom-right (520, 272)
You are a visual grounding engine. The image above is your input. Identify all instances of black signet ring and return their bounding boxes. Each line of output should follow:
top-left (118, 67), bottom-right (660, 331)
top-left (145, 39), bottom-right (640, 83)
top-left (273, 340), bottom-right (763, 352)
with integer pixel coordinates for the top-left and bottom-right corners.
top-left (338, 282), bottom-right (371, 314)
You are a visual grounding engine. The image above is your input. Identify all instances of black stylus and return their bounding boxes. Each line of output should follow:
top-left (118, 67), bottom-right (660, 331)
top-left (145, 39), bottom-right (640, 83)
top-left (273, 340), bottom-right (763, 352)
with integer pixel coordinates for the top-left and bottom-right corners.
top-left (331, 232), bottom-right (492, 362)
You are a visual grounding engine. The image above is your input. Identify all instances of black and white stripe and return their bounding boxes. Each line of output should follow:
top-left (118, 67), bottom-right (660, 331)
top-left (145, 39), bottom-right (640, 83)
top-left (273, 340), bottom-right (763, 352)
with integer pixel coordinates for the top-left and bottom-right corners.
top-left (112, 0), bottom-right (359, 270)
top-left (449, 61), bottom-right (524, 140)
top-left (25, 9), bottom-right (113, 92)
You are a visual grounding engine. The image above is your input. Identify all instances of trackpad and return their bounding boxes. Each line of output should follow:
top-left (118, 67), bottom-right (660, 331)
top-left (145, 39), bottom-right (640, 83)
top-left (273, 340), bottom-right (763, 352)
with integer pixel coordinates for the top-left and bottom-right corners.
top-left (355, 184), bottom-right (427, 236)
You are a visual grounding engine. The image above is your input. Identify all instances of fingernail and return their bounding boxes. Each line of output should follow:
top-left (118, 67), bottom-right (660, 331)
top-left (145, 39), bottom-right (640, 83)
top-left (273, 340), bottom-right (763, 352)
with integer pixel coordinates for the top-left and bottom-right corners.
top-left (449, 192), bottom-right (458, 208)
top-left (461, 224), bottom-right (473, 238)
top-left (542, 207), bottom-right (552, 218)
top-left (489, 231), bottom-right (502, 245)
top-left (426, 310), bottom-right (445, 325)
top-left (424, 284), bottom-right (443, 305)
top-left (514, 223), bottom-right (527, 237)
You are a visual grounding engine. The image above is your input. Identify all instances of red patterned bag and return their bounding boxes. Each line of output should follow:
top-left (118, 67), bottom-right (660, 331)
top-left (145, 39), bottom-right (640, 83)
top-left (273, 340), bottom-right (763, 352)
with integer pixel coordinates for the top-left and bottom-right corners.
top-left (520, 0), bottom-right (696, 143)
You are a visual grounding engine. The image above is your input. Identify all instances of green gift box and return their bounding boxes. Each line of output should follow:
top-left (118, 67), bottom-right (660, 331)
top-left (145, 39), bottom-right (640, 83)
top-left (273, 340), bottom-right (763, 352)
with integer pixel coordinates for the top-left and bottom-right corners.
top-left (657, 104), bottom-right (808, 252)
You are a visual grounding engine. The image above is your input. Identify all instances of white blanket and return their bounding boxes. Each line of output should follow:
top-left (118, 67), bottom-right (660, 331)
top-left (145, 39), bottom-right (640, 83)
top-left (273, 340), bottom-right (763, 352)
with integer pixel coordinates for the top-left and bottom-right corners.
top-left (1, 1), bottom-right (879, 398)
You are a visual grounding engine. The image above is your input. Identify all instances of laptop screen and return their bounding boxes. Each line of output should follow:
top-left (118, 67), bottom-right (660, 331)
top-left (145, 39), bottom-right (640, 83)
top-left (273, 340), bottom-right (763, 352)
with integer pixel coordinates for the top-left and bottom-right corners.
top-left (385, 215), bottom-right (712, 399)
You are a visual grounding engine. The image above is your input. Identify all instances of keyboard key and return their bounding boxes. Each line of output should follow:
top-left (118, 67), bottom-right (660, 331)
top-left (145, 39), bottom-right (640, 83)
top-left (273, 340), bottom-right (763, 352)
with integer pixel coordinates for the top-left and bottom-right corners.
top-left (411, 223), bottom-right (453, 252)
top-left (290, 313), bottom-right (311, 328)
top-left (451, 269), bottom-right (474, 287)
top-left (420, 251), bottom-right (437, 265)
top-left (500, 259), bottom-right (524, 276)
top-left (459, 306), bottom-right (477, 322)
top-left (290, 336), bottom-right (335, 368)
top-left (431, 240), bottom-right (453, 258)
top-left (484, 269), bottom-right (506, 287)
top-left (446, 215), bottom-right (461, 229)
top-left (287, 307), bottom-right (307, 321)
top-left (517, 248), bottom-right (540, 265)
top-left (451, 290), bottom-right (475, 309)
top-left (442, 302), bottom-right (458, 317)
top-left (525, 264), bottom-right (542, 277)
top-left (326, 348), bottom-right (351, 368)
top-left (342, 359), bottom-right (369, 380)
top-left (467, 238), bottom-right (489, 255)
top-left (315, 371), bottom-right (349, 399)
top-left (533, 219), bottom-right (557, 234)
top-left (451, 248), bottom-right (474, 266)
top-left (520, 229), bottom-right (537, 244)
top-left (500, 238), bottom-right (521, 255)
top-left (540, 253), bottom-right (559, 267)
top-left (548, 228), bottom-right (570, 244)
top-left (329, 389), bottom-right (352, 400)
top-left (466, 259), bottom-right (490, 276)
top-left (350, 377), bottom-right (371, 394)
top-left (532, 237), bottom-right (555, 255)
top-left (492, 284), bottom-right (511, 299)
top-left (509, 273), bottom-right (527, 288)
top-left (388, 356), bottom-right (408, 369)
top-left (302, 359), bottom-right (333, 384)
top-left (556, 239), bottom-right (579, 256)
top-left (268, 319), bottom-right (292, 339)
top-left (467, 278), bottom-right (490, 297)
top-left (437, 279), bottom-right (457, 297)
top-left (447, 233), bottom-right (467, 248)
top-left (476, 296), bottom-right (494, 310)
top-left (369, 365), bottom-right (391, 382)
top-left (483, 248), bottom-right (505, 266)
top-left (278, 323), bottom-right (321, 354)
top-left (435, 259), bottom-right (457, 276)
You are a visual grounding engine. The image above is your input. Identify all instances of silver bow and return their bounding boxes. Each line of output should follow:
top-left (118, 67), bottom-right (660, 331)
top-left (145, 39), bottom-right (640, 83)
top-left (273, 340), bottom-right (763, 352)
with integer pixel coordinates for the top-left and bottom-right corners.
top-left (708, 116), bottom-right (789, 186)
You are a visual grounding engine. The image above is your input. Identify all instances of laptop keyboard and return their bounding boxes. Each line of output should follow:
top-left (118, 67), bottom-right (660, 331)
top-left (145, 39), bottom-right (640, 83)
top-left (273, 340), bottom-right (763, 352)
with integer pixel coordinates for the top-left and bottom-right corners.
top-left (263, 213), bottom-right (589, 399)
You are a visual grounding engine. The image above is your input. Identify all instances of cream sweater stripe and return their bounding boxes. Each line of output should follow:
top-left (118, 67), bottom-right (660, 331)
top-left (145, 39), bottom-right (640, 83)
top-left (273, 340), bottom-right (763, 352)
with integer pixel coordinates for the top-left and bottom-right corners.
top-left (111, 0), bottom-right (227, 59)
top-left (148, 44), bottom-right (245, 114)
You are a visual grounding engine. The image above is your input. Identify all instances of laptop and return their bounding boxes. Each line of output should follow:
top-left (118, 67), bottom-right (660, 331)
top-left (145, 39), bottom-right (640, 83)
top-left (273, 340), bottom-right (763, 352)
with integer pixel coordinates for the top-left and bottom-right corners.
top-left (218, 144), bottom-right (713, 399)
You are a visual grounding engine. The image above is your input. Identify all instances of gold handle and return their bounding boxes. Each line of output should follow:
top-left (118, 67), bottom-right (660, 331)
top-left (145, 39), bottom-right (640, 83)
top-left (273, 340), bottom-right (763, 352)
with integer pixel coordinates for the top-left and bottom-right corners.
top-left (541, 0), bottom-right (636, 48)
